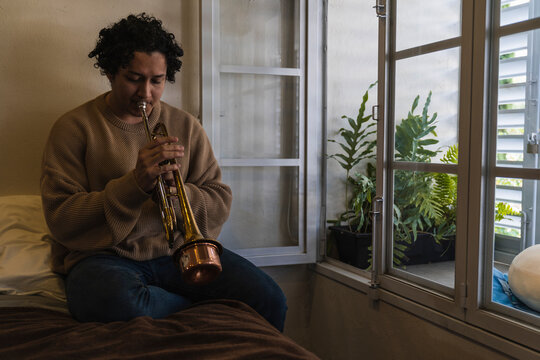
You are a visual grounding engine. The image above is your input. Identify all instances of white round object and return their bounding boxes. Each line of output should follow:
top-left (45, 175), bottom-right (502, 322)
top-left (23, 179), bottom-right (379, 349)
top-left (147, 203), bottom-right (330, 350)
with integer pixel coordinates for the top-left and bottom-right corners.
top-left (508, 244), bottom-right (540, 312)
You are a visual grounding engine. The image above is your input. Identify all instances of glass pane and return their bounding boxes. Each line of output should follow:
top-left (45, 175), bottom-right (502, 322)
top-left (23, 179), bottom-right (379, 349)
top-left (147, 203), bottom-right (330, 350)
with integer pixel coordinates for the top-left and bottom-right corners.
top-left (324, 0), bottom-right (379, 268)
top-left (220, 73), bottom-right (299, 159)
top-left (220, 0), bottom-right (300, 68)
top-left (393, 170), bottom-right (456, 288)
top-left (394, 48), bottom-right (460, 163)
top-left (395, 0), bottom-right (461, 51)
top-left (491, 176), bottom-right (540, 317)
top-left (496, 29), bottom-right (540, 169)
top-left (500, 0), bottom-right (538, 27)
top-left (220, 166), bottom-right (299, 249)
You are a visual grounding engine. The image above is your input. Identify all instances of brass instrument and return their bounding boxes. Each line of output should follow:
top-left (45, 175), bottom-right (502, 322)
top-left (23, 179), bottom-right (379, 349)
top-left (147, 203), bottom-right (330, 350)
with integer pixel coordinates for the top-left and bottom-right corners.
top-left (138, 101), bottom-right (223, 285)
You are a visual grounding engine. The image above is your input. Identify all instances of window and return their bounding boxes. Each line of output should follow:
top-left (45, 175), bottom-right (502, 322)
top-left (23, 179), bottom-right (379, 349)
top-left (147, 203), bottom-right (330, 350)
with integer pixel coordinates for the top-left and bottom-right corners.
top-left (494, 1), bottom-right (540, 265)
top-left (480, 0), bottom-right (540, 329)
top-left (201, 0), bottom-right (540, 356)
top-left (200, 0), bottom-right (322, 265)
top-left (371, 0), bottom-right (467, 320)
top-left (324, 0), bottom-right (539, 355)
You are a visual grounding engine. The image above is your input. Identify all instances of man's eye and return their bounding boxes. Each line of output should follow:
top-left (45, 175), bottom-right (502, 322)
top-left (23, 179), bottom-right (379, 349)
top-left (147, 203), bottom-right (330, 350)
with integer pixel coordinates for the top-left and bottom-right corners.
top-left (152, 79), bottom-right (164, 85)
top-left (127, 77), bottom-right (140, 82)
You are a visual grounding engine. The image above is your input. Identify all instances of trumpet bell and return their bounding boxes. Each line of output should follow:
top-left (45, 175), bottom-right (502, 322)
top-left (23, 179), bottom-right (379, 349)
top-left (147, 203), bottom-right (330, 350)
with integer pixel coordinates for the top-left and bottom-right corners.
top-left (173, 240), bottom-right (223, 285)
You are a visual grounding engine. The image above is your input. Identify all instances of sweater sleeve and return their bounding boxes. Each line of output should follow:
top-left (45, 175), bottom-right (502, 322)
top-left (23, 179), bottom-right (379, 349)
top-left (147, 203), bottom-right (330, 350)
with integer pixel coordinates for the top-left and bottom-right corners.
top-left (180, 119), bottom-right (232, 240)
top-left (40, 116), bottom-right (151, 252)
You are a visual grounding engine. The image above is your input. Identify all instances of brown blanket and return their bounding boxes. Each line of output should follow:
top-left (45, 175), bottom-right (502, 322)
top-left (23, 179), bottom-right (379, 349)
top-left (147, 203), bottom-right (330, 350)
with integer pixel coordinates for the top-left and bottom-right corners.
top-left (0, 299), bottom-right (319, 360)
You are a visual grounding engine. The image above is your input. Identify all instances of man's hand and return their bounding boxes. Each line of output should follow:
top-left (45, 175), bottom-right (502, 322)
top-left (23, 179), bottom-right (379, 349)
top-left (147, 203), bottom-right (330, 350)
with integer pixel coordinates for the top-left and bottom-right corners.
top-left (134, 136), bottom-right (184, 193)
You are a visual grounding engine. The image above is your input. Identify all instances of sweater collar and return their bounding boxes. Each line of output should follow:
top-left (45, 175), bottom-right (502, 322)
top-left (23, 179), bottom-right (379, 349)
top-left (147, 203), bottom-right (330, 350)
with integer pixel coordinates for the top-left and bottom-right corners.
top-left (96, 92), bottom-right (161, 134)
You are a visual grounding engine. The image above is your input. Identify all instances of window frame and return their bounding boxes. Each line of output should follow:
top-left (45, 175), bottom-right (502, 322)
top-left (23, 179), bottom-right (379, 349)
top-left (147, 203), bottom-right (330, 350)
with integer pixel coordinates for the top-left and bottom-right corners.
top-left (199, 0), bottom-right (323, 266)
top-left (465, 1), bottom-right (540, 350)
top-left (369, 0), bottom-right (473, 321)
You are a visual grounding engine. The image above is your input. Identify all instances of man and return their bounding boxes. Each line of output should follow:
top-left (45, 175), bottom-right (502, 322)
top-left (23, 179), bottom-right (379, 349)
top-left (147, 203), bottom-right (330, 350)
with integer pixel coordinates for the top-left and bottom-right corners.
top-left (40, 13), bottom-right (287, 331)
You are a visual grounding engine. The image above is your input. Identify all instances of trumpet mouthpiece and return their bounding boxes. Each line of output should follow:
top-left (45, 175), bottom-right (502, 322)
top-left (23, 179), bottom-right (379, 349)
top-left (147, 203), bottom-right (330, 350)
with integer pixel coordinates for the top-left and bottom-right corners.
top-left (138, 101), bottom-right (147, 108)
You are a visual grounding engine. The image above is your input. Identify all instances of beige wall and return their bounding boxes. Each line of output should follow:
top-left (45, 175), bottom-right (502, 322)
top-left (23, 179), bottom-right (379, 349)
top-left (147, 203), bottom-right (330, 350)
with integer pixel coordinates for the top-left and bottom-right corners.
top-left (0, 0), bottom-right (199, 195)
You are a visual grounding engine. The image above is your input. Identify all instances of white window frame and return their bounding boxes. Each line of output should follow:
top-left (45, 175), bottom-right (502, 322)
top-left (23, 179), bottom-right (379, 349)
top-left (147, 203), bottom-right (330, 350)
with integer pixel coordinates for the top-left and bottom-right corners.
top-left (199, 0), bottom-right (323, 266)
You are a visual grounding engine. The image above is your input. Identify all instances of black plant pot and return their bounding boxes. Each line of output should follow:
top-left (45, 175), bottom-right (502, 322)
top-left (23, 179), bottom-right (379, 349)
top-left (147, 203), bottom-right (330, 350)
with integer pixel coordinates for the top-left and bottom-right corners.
top-left (401, 232), bottom-right (455, 265)
top-left (329, 226), bottom-right (372, 269)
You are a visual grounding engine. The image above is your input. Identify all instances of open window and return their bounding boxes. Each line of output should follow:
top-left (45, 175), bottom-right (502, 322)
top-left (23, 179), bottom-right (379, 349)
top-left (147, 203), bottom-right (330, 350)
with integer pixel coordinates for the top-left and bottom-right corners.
top-left (324, 0), bottom-right (539, 355)
top-left (469, 0), bottom-right (540, 345)
top-left (199, 0), bottom-right (323, 266)
top-left (375, 0), bottom-right (540, 353)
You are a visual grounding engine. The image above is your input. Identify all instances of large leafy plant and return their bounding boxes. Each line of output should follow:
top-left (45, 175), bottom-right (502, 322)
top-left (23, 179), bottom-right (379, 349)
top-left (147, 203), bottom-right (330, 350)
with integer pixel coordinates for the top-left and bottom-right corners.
top-left (393, 91), bottom-right (447, 246)
top-left (327, 82), bottom-right (377, 233)
top-left (393, 92), bottom-right (519, 266)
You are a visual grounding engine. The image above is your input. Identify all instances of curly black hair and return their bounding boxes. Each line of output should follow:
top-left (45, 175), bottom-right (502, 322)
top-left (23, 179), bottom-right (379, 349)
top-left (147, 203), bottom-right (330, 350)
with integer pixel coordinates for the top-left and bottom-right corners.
top-left (88, 13), bottom-right (183, 82)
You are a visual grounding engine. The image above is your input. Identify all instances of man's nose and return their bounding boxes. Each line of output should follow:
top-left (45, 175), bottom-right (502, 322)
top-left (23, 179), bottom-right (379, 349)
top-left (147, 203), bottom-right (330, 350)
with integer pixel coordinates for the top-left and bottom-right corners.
top-left (137, 80), bottom-right (152, 98)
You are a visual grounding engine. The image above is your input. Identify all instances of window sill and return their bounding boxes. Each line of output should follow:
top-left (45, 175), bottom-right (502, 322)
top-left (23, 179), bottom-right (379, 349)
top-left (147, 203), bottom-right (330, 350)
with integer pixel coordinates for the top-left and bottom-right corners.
top-left (311, 259), bottom-right (372, 294)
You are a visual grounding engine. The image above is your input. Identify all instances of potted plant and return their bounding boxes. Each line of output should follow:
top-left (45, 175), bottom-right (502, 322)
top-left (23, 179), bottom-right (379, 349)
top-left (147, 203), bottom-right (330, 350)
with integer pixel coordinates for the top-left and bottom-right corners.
top-left (328, 88), bottom-right (519, 269)
top-left (393, 92), bottom-right (521, 266)
top-left (392, 91), bottom-right (459, 266)
top-left (327, 82), bottom-right (377, 269)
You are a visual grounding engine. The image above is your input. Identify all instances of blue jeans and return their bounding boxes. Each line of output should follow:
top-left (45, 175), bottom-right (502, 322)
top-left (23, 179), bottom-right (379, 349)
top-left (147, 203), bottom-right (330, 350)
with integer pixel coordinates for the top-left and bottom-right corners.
top-left (65, 249), bottom-right (287, 331)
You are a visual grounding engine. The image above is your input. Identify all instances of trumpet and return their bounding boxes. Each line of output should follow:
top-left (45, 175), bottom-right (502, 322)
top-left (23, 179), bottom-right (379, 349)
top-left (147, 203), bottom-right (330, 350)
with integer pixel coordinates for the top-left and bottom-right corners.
top-left (138, 101), bottom-right (223, 285)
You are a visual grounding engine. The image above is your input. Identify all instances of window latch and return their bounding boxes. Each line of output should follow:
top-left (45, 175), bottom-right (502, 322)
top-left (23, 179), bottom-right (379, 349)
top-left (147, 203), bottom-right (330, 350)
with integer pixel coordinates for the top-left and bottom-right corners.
top-left (372, 105), bottom-right (379, 121)
top-left (373, 0), bottom-right (386, 18)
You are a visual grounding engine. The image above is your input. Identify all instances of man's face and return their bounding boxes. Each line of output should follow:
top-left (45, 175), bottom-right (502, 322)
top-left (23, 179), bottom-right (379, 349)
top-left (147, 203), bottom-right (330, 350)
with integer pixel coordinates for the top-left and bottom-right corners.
top-left (106, 51), bottom-right (167, 123)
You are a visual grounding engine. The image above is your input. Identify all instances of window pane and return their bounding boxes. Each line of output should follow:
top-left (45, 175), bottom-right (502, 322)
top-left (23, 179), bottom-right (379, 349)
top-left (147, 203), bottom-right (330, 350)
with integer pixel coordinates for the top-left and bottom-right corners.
top-left (220, 0), bottom-right (300, 68)
top-left (220, 73), bottom-right (299, 159)
top-left (394, 48), bottom-right (460, 163)
top-left (500, 0), bottom-right (538, 26)
top-left (220, 166), bottom-right (299, 249)
top-left (393, 170), bottom-right (456, 289)
top-left (395, 0), bottom-right (461, 51)
top-left (324, 0), bottom-right (379, 267)
top-left (496, 29), bottom-right (540, 169)
top-left (493, 176), bottom-right (535, 264)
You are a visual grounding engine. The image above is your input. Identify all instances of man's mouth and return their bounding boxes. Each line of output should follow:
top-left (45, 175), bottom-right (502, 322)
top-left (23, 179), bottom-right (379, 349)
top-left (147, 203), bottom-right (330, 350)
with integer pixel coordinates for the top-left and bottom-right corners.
top-left (134, 101), bottom-right (151, 112)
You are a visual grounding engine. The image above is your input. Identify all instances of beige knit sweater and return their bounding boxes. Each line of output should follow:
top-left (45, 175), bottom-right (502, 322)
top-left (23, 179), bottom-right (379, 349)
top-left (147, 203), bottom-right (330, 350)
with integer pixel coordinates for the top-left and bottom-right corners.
top-left (40, 93), bottom-right (232, 274)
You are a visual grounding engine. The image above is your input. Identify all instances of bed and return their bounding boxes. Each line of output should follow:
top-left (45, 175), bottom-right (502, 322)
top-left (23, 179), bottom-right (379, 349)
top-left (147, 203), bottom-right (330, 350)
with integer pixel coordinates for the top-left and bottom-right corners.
top-left (0, 195), bottom-right (319, 359)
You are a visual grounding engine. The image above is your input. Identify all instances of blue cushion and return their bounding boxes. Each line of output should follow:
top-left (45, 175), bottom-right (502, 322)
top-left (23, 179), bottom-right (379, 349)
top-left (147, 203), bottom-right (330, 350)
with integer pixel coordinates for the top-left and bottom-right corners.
top-left (492, 268), bottom-right (538, 316)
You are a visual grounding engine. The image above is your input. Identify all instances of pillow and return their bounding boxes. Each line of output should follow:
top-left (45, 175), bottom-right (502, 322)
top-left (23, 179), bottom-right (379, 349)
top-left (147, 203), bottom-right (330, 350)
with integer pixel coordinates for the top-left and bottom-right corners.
top-left (508, 244), bottom-right (540, 313)
top-left (0, 195), bottom-right (66, 302)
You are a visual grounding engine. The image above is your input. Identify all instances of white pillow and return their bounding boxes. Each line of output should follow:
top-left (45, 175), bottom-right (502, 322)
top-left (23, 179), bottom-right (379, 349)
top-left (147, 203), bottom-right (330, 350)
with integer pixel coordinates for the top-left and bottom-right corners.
top-left (508, 244), bottom-right (540, 312)
top-left (0, 195), bottom-right (66, 301)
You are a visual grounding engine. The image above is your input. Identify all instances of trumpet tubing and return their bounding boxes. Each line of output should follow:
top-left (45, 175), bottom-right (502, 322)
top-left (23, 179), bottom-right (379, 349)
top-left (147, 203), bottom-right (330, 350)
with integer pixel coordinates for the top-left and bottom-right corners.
top-left (138, 101), bottom-right (223, 285)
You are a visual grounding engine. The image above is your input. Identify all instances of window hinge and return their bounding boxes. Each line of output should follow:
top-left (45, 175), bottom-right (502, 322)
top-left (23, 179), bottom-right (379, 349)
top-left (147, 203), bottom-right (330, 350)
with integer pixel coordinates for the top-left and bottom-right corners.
top-left (368, 282), bottom-right (380, 308)
top-left (458, 282), bottom-right (467, 309)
